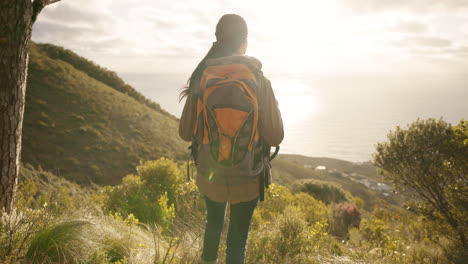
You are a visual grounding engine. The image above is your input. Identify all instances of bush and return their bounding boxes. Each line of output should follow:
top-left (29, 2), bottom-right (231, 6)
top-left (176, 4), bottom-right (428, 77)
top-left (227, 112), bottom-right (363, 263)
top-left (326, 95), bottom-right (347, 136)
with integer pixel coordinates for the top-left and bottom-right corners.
top-left (247, 206), bottom-right (328, 264)
top-left (17, 163), bottom-right (94, 214)
top-left (3, 162), bottom-right (205, 264)
top-left (104, 158), bottom-right (184, 229)
top-left (347, 204), bottom-right (456, 264)
top-left (330, 202), bottom-right (362, 238)
top-left (136, 158), bottom-right (183, 203)
top-left (374, 118), bottom-right (468, 250)
top-left (252, 184), bottom-right (329, 228)
top-left (291, 179), bottom-right (349, 204)
top-left (0, 207), bottom-right (53, 264)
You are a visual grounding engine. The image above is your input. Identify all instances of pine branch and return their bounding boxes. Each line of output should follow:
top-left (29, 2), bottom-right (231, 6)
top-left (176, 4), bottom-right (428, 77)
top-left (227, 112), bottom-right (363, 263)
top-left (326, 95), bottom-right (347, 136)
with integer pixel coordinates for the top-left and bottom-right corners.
top-left (32, 0), bottom-right (61, 24)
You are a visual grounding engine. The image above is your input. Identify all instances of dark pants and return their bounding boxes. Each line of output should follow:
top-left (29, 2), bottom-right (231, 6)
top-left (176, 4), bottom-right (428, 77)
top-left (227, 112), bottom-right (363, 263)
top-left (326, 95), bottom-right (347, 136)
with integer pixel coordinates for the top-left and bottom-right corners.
top-left (201, 195), bottom-right (258, 264)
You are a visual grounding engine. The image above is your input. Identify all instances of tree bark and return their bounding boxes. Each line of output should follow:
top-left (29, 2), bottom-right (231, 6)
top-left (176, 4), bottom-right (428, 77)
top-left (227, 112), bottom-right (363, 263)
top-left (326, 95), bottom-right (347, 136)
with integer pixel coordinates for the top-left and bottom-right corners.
top-left (0, 0), bottom-right (33, 213)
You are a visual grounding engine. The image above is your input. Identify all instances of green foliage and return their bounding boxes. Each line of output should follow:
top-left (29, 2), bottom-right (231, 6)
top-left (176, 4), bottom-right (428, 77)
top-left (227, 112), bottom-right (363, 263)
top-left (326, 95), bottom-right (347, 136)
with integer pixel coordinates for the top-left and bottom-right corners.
top-left (15, 177), bottom-right (37, 209)
top-left (1, 164), bottom-right (100, 264)
top-left (247, 184), bottom-right (349, 263)
top-left (291, 179), bottom-right (349, 204)
top-left (247, 206), bottom-right (328, 264)
top-left (348, 204), bottom-right (453, 264)
top-left (374, 118), bottom-right (468, 250)
top-left (173, 173), bottom-right (204, 221)
top-left (87, 249), bottom-right (113, 264)
top-left (452, 120), bottom-right (468, 146)
top-left (26, 220), bottom-right (89, 263)
top-left (104, 158), bottom-right (183, 228)
top-left (17, 163), bottom-right (95, 214)
top-left (448, 120), bottom-right (468, 227)
top-left (3, 163), bottom-right (205, 264)
top-left (136, 158), bottom-right (184, 203)
top-left (4, 159), bottom-right (464, 263)
top-left (252, 184), bottom-right (329, 228)
top-left (351, 196), bottom-right (364, 209)
top-left (0, 207), bottom-right (52, 264)
top-left (359, 217), bottom-right (392, 247)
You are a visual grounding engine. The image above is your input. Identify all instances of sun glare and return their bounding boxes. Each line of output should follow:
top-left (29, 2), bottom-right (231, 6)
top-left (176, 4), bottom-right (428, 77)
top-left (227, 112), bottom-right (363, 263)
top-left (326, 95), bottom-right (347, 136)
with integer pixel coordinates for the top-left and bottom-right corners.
top-left (274, 79), bottom-right (320, 126)
top-left (247, 1), bottom-right (345, 72)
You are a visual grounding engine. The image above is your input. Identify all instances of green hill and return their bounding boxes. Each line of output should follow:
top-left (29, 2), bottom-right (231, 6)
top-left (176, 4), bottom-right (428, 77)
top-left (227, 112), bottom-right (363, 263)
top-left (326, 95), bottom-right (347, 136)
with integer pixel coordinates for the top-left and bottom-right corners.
top-left (35, 43), bottom-right (176, 120)
top-left (22, 42), bottom-right (188, 185)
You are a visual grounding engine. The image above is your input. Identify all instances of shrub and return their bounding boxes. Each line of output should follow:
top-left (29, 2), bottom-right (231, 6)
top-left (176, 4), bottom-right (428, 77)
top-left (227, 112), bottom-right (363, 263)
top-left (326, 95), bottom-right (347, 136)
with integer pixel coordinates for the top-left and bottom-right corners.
top-left (104, 158), bottom-right (183, 228)
top-left (359, 217), bottom-right (391, 248)
top-left (330, 202), bottom-right (362, 238)
top-left (252, 184), bottom-right (329, 229)
top-left (247, 206), bottom-right (328, 264)
top-left (0, 207), bottom-right (54, 264)
top-left (87, 249), bottom-right (112, 264)
top-left (136, 158), bottom-right (183, 203)
top-left (17, 163), bottom-right (94, 214)
top-left (291, 179), bottom-right (349, 204)
top-left (374, 118), bottom-right (468, 250)
top-left (347, 205), bottom-right (454, 264)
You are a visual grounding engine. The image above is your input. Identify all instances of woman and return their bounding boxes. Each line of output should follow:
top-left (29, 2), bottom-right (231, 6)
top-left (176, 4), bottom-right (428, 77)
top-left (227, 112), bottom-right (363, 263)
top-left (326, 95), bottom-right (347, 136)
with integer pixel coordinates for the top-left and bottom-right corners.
top-left (179, 14), bottom-right (283, 264)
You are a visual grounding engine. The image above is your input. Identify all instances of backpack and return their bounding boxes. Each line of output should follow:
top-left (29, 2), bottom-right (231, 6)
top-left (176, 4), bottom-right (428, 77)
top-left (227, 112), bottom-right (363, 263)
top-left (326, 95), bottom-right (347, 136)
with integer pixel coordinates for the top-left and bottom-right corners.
top-left (191, 63), bottom-right (262, 175)
top-left (189, 61), bottom-right (279, 201)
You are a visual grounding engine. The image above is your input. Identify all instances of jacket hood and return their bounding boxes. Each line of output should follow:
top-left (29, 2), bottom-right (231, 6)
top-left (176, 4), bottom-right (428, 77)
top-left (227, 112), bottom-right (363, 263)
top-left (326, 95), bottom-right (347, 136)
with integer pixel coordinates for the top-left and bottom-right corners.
top-left (205, 55), bottom-right (262, 71)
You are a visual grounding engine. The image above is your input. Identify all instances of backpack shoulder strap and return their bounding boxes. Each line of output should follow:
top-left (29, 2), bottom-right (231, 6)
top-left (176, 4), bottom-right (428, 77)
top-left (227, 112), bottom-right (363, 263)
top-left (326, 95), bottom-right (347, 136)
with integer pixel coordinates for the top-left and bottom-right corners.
top-left (270, 146), bottom-right (280, 161)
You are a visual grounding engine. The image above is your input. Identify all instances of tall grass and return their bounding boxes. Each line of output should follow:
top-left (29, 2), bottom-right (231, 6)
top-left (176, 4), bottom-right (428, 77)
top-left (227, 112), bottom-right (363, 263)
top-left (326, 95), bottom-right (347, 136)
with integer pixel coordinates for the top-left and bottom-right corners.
top-left (3, 160), bottom-right (463, 263)
top-left (26, 220), bottom-right (90, 263)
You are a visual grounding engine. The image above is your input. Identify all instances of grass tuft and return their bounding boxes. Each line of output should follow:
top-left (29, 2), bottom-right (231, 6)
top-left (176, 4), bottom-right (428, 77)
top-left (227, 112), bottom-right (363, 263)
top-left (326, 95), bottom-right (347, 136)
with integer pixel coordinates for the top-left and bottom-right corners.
top-left (26, 220), bottom-right (89, 263)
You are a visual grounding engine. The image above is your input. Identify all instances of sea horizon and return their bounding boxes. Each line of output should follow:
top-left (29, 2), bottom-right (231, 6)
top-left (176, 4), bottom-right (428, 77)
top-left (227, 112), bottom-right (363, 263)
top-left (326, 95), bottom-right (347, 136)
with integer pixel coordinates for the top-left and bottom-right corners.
top-left (120, 72), bottom-right (468, 163)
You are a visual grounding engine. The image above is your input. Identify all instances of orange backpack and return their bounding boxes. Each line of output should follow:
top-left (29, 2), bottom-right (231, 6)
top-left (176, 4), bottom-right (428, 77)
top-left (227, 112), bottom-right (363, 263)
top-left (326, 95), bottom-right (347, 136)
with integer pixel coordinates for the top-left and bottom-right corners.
top-left (191, 62), bottom-right (264, 185)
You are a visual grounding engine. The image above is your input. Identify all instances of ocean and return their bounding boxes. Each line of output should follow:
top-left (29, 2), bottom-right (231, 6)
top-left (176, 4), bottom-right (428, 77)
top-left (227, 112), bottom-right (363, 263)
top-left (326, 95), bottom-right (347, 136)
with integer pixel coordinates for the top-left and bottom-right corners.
top-left (120, 72), bottom-right (468, 163)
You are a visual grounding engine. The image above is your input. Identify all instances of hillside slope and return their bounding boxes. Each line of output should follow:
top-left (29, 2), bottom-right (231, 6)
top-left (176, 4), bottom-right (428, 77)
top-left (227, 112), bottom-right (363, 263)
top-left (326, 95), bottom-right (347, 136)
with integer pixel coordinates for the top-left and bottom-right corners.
top-left (35, 43), bottom-right (176, 120)
top-left (22, 43), bottom-right (188, 185)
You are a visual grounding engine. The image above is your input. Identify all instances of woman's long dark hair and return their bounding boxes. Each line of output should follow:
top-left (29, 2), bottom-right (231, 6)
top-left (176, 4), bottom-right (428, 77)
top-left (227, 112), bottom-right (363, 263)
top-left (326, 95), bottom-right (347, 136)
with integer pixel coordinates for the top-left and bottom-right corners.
top-left (179, 14), bottom-right (248, 100)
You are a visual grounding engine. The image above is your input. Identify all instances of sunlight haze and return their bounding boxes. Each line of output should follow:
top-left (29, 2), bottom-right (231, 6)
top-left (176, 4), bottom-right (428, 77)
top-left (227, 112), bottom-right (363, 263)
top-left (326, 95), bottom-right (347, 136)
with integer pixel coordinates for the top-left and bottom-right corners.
top-left (31, 0), bottom-right (468, 162)
top-left (33, 0), bottom-right (468, 73)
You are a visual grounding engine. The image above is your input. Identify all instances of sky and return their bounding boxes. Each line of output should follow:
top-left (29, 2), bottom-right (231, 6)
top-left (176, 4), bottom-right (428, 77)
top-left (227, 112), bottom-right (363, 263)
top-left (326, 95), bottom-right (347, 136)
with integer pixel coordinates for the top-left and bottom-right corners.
top-left (32, 0), bottom-right (468, 74)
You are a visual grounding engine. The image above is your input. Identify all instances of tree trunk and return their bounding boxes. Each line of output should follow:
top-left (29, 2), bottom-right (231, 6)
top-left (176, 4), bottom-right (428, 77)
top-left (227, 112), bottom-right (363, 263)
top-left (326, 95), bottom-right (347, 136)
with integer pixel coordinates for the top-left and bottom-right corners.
top-left (0, 0), bottom-right (33, 213)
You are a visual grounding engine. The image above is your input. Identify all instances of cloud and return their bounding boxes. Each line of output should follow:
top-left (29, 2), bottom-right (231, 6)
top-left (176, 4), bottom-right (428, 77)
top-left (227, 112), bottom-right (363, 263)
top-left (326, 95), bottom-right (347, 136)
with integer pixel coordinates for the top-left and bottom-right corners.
top-left (30, 0), bottom-right (468, 73)
top-left (389, 20), bottom-right (428, 34)
top-left (33, 21), bottom-right (86, 41)
top-left (462, 22), bottom-right (468, 35)
top-left (36, 3), bottom-right (103, 25)
top-left (31, 0), bottom-right (227, 72)
top-left (32, 0), bottom-right (123, 54)
top-left (394, 36), bottom-right (452, 48)
top-left (443, 46), bottom-right (468, 58)
top-left (341, 0), bottom-right (468, 14)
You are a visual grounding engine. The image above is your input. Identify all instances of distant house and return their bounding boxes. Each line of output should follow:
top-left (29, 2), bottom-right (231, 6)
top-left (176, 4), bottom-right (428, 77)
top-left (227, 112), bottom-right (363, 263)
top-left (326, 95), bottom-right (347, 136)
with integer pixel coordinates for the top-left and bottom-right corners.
top-left (315, 165), bottom-right (327, 171)
top-left (303, 164), bottom-right (313, 169)
top-left (360, 179), bottom-right (371, 188)
top-left (376, 182), bottom-right (392, 192)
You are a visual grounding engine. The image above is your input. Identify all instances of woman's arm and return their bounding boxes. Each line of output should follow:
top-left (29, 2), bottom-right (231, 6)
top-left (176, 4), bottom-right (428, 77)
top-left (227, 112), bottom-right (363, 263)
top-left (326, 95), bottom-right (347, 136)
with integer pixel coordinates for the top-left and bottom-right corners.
top-left (178, 93), bottom-right (197, 142)
top-left (257, 72), bottom-right (284, 146)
